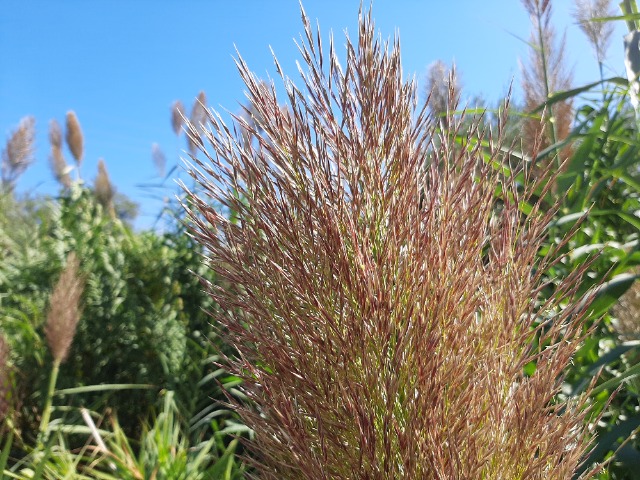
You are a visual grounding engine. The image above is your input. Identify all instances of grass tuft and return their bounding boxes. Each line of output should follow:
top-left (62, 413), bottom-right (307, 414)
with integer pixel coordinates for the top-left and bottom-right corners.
top-left (185, 6), bottom-right (601, 479)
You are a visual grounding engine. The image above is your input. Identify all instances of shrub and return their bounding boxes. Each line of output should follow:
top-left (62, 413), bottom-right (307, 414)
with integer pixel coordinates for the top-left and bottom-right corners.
top-left (0, 185), bottom-right (222, 438)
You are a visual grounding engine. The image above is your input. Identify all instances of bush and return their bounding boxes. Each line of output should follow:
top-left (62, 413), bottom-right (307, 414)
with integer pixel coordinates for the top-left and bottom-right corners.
top-left (0, 185), bottom-right (222, 439)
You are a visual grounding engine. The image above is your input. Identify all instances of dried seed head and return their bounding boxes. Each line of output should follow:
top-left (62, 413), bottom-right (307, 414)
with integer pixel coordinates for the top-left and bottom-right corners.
top-left (94, 159), bottom-right (115, 217)
top-left (573, 0), bottom-right (615, 64)
top-left (49, 120), bottom-right (72, 188)
top-left (65, 111), bottom-right (84, 165)
top-left (45, 252), bottom-right (84, 364)
top-left (426, 60), bottom-right (459, 125)
top-left (186, 6), bottom-right (598, 479)
top-left (520, 0), bottom-right (573, 158)
top-left (1, 116), bottom-right (35, 190)
top-left (171, 100), bottom-right (185, 136)
top-left (188, 91), bottom-right (208, 155)
top-left (49, 119), bottom-right (63, 149)
top-left (151, 142), bottom-right (166, 177)
top-left (50, 145), bottom-right (72, 189)
top-left (522, 0), bottom-right (551, 16)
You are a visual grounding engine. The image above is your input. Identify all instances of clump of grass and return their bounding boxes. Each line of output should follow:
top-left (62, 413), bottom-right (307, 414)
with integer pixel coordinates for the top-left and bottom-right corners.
top-left (186, 7), bottom-right (599, 479)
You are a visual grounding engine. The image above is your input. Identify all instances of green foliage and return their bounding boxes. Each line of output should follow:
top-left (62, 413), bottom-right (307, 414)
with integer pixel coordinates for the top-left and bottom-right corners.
top-left (0, 184), bottom-right (239, 442)
top-left (1, 392), bottom-right (247, 479)
top-left (486, 54), bottom-right (640, 480)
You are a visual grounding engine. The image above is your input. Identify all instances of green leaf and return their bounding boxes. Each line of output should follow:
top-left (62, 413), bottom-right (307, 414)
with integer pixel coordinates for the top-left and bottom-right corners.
top-left (591, 360), bottom-right (640, 395)
top-left (586, 273), bottom-right (639, 319)
top-left (531, 77), bottom-right (628, 114)
top-left (55, 384), bottom-right (157, 395)
top-left (0, 429), bottom-right (12, 472)
top-left (570, 341), bottom-right (640, 395)
top-left (574, 417), bottom-right (640, 478)
top-left (589, 13), bottom-right (640, 23)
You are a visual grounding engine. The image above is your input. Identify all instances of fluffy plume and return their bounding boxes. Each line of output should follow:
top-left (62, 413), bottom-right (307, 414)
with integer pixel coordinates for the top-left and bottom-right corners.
top-left (65, 111), bottom-right (84, 166)
top-left (187, 91), bottom-right (207, 156)
top-left (50, 146), bottom-right (72, 189)
top-left (45, 253), bottom-right (84, 365)
top-left (520, 0), bottom-right (573, 160)
top-left (49, 120), bottom-right (72, 189)
top-left (425, 60), bottom-right (459, 124)
top-left (186, 7), bottom-right (598, 479)
top-left (1, 116), bottom-right (35, 191)
top-left (573, 0), bottom-right (615, 66)
top-left (49, 119), bottom-right (62, 149)
top-left (171, 100), bottom-right (185, 136)
top-left (94, 159), bottom-right (115, 218)
top-left (151, 142), bottom-right (166, 177)
top-left (522, 0), bottom-right (551, 16)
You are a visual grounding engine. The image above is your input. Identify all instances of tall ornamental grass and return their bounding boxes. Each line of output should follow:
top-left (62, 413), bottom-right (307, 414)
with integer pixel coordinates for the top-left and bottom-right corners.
top-left (186, 8), bottom-right (599, 479)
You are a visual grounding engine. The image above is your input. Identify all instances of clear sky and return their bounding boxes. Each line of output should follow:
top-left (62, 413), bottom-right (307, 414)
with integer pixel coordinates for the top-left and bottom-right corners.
top-left (0, 1), bottom-right (627, 230)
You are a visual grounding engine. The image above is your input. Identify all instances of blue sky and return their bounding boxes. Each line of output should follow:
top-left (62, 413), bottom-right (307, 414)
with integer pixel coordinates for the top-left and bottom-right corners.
top-left (0, 1), bottom-right (627, 230)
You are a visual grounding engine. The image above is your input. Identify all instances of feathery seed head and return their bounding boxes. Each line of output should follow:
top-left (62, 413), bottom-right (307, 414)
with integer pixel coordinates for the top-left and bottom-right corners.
top-left (520, 0), bottom-right (573, 158)
top-left (45, 252), bottom-right (84, 365)
top-left (188, 91), bottom-right (208, 155)
top-left (94, 159), bottom-right (115, 216)
top-left (426, 60), bottom-right (459, 125)
top-left (573, 0), bottom-right (615, 64)
top-left (186, 6), bottom-right (598, 479)
top-left (49, 119), bottom-right (63, 149)
top-left (152, 143), bottom-right (166, 177)
top-left (522, 0), bottom-right (551, 16)
top-left (1, 116), bottom-right (35, 190)
top-left (50, 145), bottom-right (72, 189)
top-left (65, 111), bottom-right (84, 165)
top-left (171, 100), bottom-right (185, 136)
top-left (49, 120), bottom-right (72, 188)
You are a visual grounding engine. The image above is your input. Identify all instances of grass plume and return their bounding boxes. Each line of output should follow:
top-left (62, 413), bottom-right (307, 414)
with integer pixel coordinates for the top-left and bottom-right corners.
top-left (573, 0), bottom-right (615, 74)
top-left (425, 59), bottom-right (459, 125)
top-left (188, 91), bottom-right (208, 156)
top-left (1, 116), bottom-right (35, 192)
top-left (40, 252), bottom-right (84, 442)
top-left (94, 159), bottom-right (115, 218)
top-left (520, 0), bottom-right (573, 162)
top-left (172, 100), bottom-right (185, 136)
top-left (65, 111), bottom-right (84, 172)
top-left (152, 142), bottom-right (167, 177)
top-left (186, 6), bottom-right (599, 479)
top-left (45, 252), bottom-right (84, 365)
top-left (49, 119), bottom-right (72, 189)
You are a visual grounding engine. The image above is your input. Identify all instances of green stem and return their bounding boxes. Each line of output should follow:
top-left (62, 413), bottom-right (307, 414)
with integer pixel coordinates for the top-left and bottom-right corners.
top-left (535, 7), bottom-right (560, 168)
top-left (620, 0), bottom-right (638, 32)
top-left (38, 359), bottom-right (60, 446)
